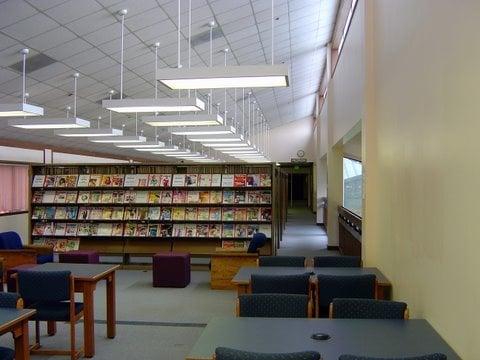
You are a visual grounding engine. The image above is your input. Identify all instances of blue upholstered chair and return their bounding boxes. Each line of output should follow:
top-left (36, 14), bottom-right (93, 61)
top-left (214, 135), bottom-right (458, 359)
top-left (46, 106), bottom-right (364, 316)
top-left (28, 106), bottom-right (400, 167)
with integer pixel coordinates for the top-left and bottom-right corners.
top-left (215, 347), bottom-right (321, 360)
top-left (251, 273), bottom-right (311, 295)
top-left (0, 292), bottom-right (23, 360)
top-left (338, 354), bottom-right (447, 360)
top-left (330, 298), bottom-right (408, 319)
top-left (258, 256), bottom-right (306, 267)
top-left (237, 294), bottom-right (313, 318)
top-left (313, 256), bottom-right (361, 268)
top-left (17, 270), bottom-right (84, 360)
top-left (316, 274), bottom-right (376, 317)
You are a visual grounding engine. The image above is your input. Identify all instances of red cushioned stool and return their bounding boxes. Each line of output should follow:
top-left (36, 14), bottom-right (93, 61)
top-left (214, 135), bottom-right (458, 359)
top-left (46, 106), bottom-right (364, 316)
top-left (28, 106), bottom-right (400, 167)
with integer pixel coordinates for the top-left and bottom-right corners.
top-left (59, 250), bottom-right (100, 264)
top-left (153, 252), bottom-right (190, 288)
top-left (7, 263), bottom-right (37, 292)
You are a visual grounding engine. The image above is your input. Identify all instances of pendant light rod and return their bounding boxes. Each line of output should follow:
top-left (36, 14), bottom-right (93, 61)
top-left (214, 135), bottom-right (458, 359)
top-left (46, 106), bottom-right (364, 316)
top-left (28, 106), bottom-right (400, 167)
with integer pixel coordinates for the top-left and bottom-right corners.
top-left (73, 72), bottom-right (79, 118)
top-left (177, 0), bottom-right (181, 68)
top-left (108, 90), bottom-right (114, 127)
top-left (66, 106), bottom-right (70, 118)
top-left (209, 21), bottom-right (215, 114)
top-left (119, 9), bottom-right (127, 99)
top-left (242, 89), bottom-right (245, 137)
top-left (154, 42), bottom-right (160, 99)
top-left (20, 48), bottom-right (29, 103)
top-left (223, 49), bottom-right (229, 119)
top-left (271, 0), bottom-right (274, 65)
top-left (135, 113), bottom-right (138, 135)
top-left (188, 0), bottom-right (192, 98)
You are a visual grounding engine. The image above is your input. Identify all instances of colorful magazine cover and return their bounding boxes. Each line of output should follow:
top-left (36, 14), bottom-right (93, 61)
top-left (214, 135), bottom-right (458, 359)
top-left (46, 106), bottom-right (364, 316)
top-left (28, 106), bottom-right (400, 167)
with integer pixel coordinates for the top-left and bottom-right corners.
top-left (160, 174), bottom-right (172, 187)
top-left (43, 175), bottom-right (56, 187)
top-left (208, 224), bottom-right (221, 238)
top-left (172, 190), bottom-right (187, 203)
top-left (246, 174), bottom-right (260, 187)
top-left (246, 224), bottom-right (259, 237)
top-left (135, 191), bottom-right (149, 203)
top-left (124, 174), bottom-right (137, 187)
top-left (148, 191), bottom-right (162, 204)
top-left (112, 191), bottom-right (125, 204)
top-left (78, 207), bottom-right (90, 220)
top-left (42, 191), bottom-right (56, 203)
top-left (124, 207), bottom-right (138, 220)
top-left (148, 207), bottom-right (161, 220)
top-left (160, 207), bottom-right (172, 220)
top-left (234, 190), bottom-right (246, 204)
top-left (222, 224), bottom-right (234, 238)
top-left (32, 207), bottom-right (44, 219)
top-left (259, 190), bottom-right (272, 204)
top-left (221, 240), bottom-right (235, 249)
top-left (77, 191), bottom-right (90, 204)
top-left (209, 207), bottom-right (222, 221)
top-left (222, 208), bottom-right (234, 221)
top-left (199, 191), bottom-right (210, 204)
top-left (148, 224), bottom-right (159, 237)
top-left (147, 174), bottom-right (161, 187)
top-left (197, 207), bottom-right (210, 221)
top-left (184, 174), bottom-right (198, 186)
top-left (196, 224), bottom-right (209, 237)
top-left (246, 208), bottom-right (260, 221)
top-left (185, 207), bottom-right (198, 221)
top-left (187, 190), bottom-right (200, 204)
top-left (259, 174), bottom-right (272, 187)
top-left (111, 223), bottom-right (123, 236)
top-left (234, 174), bottom-right (246, 187)
top-left (111, 207), bottom-right (124, 220)
top-left (32, 222), bottom-right (45, 235)
top-left (43, 222), bottom-right (55, 236)
top-left (258, 224), bottom-right (271, 237)
top-left (102, 208), bottom-right (113, 220)
top-left (210, 191), bottom-right (222, 204)
top-left (66, 206), bottom-right (78, 220)
top-left (76, 174), bottom-right (90, 187)
top-left (56, 175), bottom-right (77, 188)
top-left (32, 175), bottom-right (46, 188)
top-left (235, 224), bottom-right (248, 238)
top-left (88, 174), bottom-right (102, 187)
top-left (65, 223), bottom-right (77, 236)
top-left (65, 191), bottom-right (78, 203)
top-left (172, 207), bottom-right (185, 220)
top-left (111, 174), bottom-right (125, 187)
top-left (173, 224), bottom-right (186, 237)
top-left (160, 224), bottom-right (173, 237)
top-left (161, 190), bottom-right (173, 204)
top-left (184, 224), bottom-right (197, 237)
top-left (135, 174), bottom-right (149, 187)
top-left (101, 175), bottom-right (114, 187)
top-left (124, 190), bottom-right (137, 203)
top-left (260, 208), bottom-right (272, 221)
top-left (247, 191), bottom-right (260, 204)
top-left (54, 191), bottom-right (67, 203)
top-left (124, 223), bottom-right (136, 237)
top-left (211, 174), bottom-right (222, 186)
top-left (137, 207), bottom-right (149, 220)
top-left (234, 208), bottom-right (247, 221)
top-left (98, 223), bottom-right (113, 236)
top-left (221, 174), bottom-right (234, 187)
top-left (101, 191), bottom-right (114, 203)
top-left (135, 224), bottom-right (148, 237)
top-left (222, 190), bottom-right (234, 204)
top-left (172, 174), bottom-right (185, 186)
top-left (54, 207), bottom-right (67, 219)
top-left (89, 191), bottom-right (101, 203)
top-left (32, 191), bottom-right (44, 203)
top-left (198, 174), bottom-right (212, 186)
top-left (44, 206), bottom-right (55, 219)
top-left (89, 207), bottom-right (103, 220)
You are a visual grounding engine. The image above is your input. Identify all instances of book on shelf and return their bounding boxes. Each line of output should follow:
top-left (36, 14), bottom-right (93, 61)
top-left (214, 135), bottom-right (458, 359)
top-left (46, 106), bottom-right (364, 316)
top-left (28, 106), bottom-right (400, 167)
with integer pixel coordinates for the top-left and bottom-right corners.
top-left (65, 223), bottom-right (78, 236)
top-left (258, 224), bottom-right (271, 237)
top-left (173, 224), bottom-right (186, 237)
top-left (185, 174), bottom-right (198, 186)
top-left (98, 223), bottom-right (113, 236)
top-left (160, 207), bottom-right (172, 220)
top-left (89, 207), bottom-right (103, 220)
top-left (43, 222), bottom-right (55, 236)
top-left (260, 174), bottom-right (271, 187)
top-left (78, 207), bottom-right (90, 220)
top-left (124, 223), bottom-right (136, 237)
top-left (112, 191), bottom-right (125, 204)
top-left (101, 208), bottom-right (113, 220)
top-left (222, 224), bottom-right (234, 237)
top-left (77, 191), bottom-right (90, 204)
top-left (209, 224), bottom-right (221, 238)
top-left (32, 191), bottom-right (44, 203)
top-left (172, 190), bottom-right (187, 203)
top-left (197, 207), bottom-right (210, 221)
top-left (246, 174), bottom-right (260, 187)
top-left (52, 191), bottom-right (65, 205)
top-left (196, 224), bottom-right (209, 237)
top-left (210, 191), bottom-right (222, 204)
top-left (234, 174), bottom-right (246, 187)
top-left (57, 175), bottom-right (78, 187)
top-left (172, 174), bottom-right (185, 186)
top-left (111, 207), bottom-right (124, 220)
top-left (135, 174), bottom-right (149, 187)
top-left (158, 190), bottom-right (172, 204)
top-left (66, 206), bottom-right (78, 220)
top-left (148, 191), bottom-right (161, 204)
top-left (172, 207), bottom-right (185, 220)
top-left (147, 174), bottom-right (161, 187)
top-left (147, 207), bottom-right (161, 220)
top-left (259, 190), bottom-right (271, 204)
top-left (198, 174), bottom-right (211, 186)
top-left (89, 191), bottom-right (101, 203)
top-left (32, 175), bottom-right (46, 187)
top-left (124, 190), bottom-right (136, 203)
top-left (234, 208), bottom-right (247, 221)
top-left (185, 207), bottom-right (197, 221)
top-left (260, 208), bottom-right (272, 221)
top-left (137, 207), bottom-right (148, 220)
top-left (160, 224), bottom-right (173, 237)
top-left (42, 191), bottom-right (56, 203)
top-left (209, 207), bottom-right (222, 221)
top-left (124, 174), bottom-right (136, 187)
top-left (222, 190), bottom-right (234, 204)
top-left (111, 174), bottom-right (125, 187)
top-left (101, 191), bottom-right (114, 203)
top-left (111, 223), bottom-right (123, 236)
top-left (43, 175), bottom-right (56, 187)
top-left (221, 174), bottom-right (234, 187)
top-left (184, 223), bottom-right (197, 237)
top-left (100, 174), bottom-right (114, 187)
top-left (160, 174), bottom-right (172, 187)
top-left (124, 207), bottom-right (137, 220)
top-left (135, 224), bottom-right (148, 237)
top-left (246, 208), bottom-right (260, 221)
top-left (148, 224), bottom-right (158, 237)
top-left (234, 190), bottom-right (246, 204)
top-left (54, 207), bottom-right (67, 219)
top-left (135, 191), bottom-right (149, 203)
top-left (222, 208), bottom-right (234, 221)
top-left (88, 175), bottom-right (102, 187)
top-left (77, 174), bottom-right (90, 187)
top-left (246, 224), bottom-right (259, 237)
top-left (65, 192), bottom-right (78, 203)
top-left (235, 224), bottom-right (248, 238)
top-left (211, 174), bottom-right (222, 186)
top-left (199, 191), bottom-right (210, 204)
top-left (187, 190), bottom-right (199, 204)
top-left (44, 207), bottom-right (55, 220)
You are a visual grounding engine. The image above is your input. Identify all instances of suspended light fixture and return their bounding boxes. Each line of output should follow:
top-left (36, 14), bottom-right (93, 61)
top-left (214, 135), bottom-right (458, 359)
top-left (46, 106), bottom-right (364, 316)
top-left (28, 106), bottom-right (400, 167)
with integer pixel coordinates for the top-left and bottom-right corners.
top-left (1, 49), bottom-right (44, 117)
top-left (143, 112), bottom-right (223, 127)
top-left (55, 90), bottom-right (123, 137)
top-left (90, 113), bottom-right (145, 143)
top-left (115, 140), bottom-right (165, 148)
top-left (170, 125), bottom-right (235, 136)
top-left (102, 10), bottom-right (204, 114)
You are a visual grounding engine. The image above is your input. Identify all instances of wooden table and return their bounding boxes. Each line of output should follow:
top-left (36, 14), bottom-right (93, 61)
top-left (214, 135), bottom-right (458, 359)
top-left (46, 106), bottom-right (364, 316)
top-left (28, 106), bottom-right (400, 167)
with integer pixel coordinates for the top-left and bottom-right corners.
top-left (186, 317), bottom-right (460, 360)
top-left (30, 263), bottom-right (120, 358)
top-left (210, 251), bottom-right (258, 290)
top-left (0, 308), bottom-right (36, 360)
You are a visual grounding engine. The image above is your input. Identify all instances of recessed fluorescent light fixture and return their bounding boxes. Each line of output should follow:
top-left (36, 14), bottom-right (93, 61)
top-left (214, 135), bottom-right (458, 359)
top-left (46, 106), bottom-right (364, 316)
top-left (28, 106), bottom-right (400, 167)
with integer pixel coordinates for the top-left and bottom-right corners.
top-left (102, 98), bottom-right (205, 113)
top-left (9, 117), bottom-right (89, 129)
top-left (206, 142), bottom-right (251, 148)
top-left (143, 113), bottom-right (223, 127)
top-left (170, 125), bottom-right (235, 136)
top-left (146, 145), bottom-right (179, 152)
top-left (152, 150), bottom-right (191, 155)
top-left (222, 150), bottom-right (259, 154)
top-left (89, 135), bottom-right (146, 143)
top-left (187, 134), bottom-right (244, 143)
top-left (55, 127), bottom-right (122, 137)
top-left (1, 103), bottom-right (44, 117)
top-left (157, 64), bottom-right (289, 90)
top-left (114, 141), bottom-right (165, 148)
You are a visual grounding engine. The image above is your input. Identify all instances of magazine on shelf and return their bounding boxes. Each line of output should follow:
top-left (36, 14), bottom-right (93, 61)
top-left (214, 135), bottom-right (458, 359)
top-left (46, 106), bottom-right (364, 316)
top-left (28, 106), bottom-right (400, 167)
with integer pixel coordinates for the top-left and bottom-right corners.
top-left (77, 191), bottom-right (90, 204)
top-left (199, 191), bottom-right (210, 204)
top-left (260, 174), bottom-right (272, 187)
top-left (184, 224), bottom-right (197, 237)
top-left (135, 174), bottom-right (149, 187)
top-left (197, 207), bottom-right (210, 221)
top-left (135, 224), bottom-right (148, 237)
top-left (246, 174), bottom-right (260, 187)
top-left (137, 207), bottom-right (148, 221)
top-left (98, 223), bottom-right (113, 236)
top-left (259, 190), bottom-right (271, 204)
top-left (124, 190), bottom-right (136, 203)
top-left (234, 190), bottom-right (246, 204)
top-left (246, 208), bottom-right (259, 221)
top-left (90, 223), bottom-right (99, 236)
top-left (57, 175), bottom-right (78, 188)
top-left (222, 224), bottom-right (234, 238)
top-left (124, 223), bottom-right (136, 237)
top-left (42, 191), bottom-right (56, 203)
top-left (172, 174), bottom-right (185, 186)
top-left (185, 207), bottom-right (197, 221)
top-left (260, 208), bottom-right (272, 221)
top-left (160, 207), bottom-right (172, 220)
top-left (147, 207), bottom-right (161, 220)
top-left (124, 174), bottom-right (137, 187)
top-left (112, 191), bottom-right (125, 204)
top-left (124, 207), bottom-right (137, 220)
top-left (258, 224), bottom-right (271, 237)
top-left (210, 191), bottom-right (222, 204)
top-left (88, 175), bottom-right (102, 187)
top-left (89, 191), bottom-right (101, 203)
top-left (111, 207), bottom-right (124, 220)
top-left (209, 207), bottom-right (222, 221)
top-left (222, 190), bottom-right (234, 204)
top-left (54, 207), bottom-right (67, 219)
top-left (221, 240), bottom-right (235, 249)
top-left (246, 224), bottom-right (259, 237)
top-left (172, 190), bottom-right (187, 203)
top-left (32, 175), bottom-right (46, 188)
top-left (147, 174), bottom-right (161, 187)
top-left (66, 206), bottom-right (78, 220)
top-left (161, 190), bottom-right (173, 204)
top-left (196, 224), bottom-right (209, 237)
top-left (172, 207), bottom-right (185, 220)
top-left (173, 224), bottom-right (186, 237)
top-left (32, 191), bottom-right (44, 203)
top-left (185, 174), bottom-right (198, 187)
top-left (234, 208), bottom-right (247, 221)
top-left (187, 190), bottom-right (199, 204)
top-left (198, 174), bottom-right (211, 186)
top-left (135, 191), bottom-right (149, 203)
top-left (148, 224), bottom-right (158, 237)
top-left (102, 208), bottom-right (113, 220)
top-left (221, 174), bottom-right (234, 187)
top-left (246, 191), bottom-right (260, 204)
top-left (111, 223), bottom-right (123, 236)
top-left (77, 174), bottom-right (90, 187)
top-left (112, 174), bottom-right (125, 187)
top-left (101, 174), bottom-right (114, 187)
top-left (160, 174), bottom-right (172, 187)
top-left (222, 208), bottom-right (234, 221)
top-left (54, 191), bottom-right (67, 203)
top-left (32, 222), bottom-right (45, 235)
top-left (78, 207), bottom-right (90, 220)
top-left (211, 174), bottom-right (222, 186)
top-left (43, 175), bottom-right (56, 188)
top-left (208, 224), bottom-right (221, 238)
top-left (234, 174), bottom-right (246, 187)
top-left (101, 191), bottom-right (114, 203)
top-left (65, 223), bottom-right (77, 236)
top-left (235, 224), bottom-right (248, 238)
top-left (43, 222), bottom-right (55, 236)
top-left (160, 224), bottom-right (173, 237)
top-left (89, 207), bottom-right (103, 220)
top-left (32, 207), bottom-right (44, 219)
top-left (44, 206), bottom-right (55, 219)
top-left (148, 191), bottom-right (161, 204)
top-left (65, 192), bottom-right (78, 203)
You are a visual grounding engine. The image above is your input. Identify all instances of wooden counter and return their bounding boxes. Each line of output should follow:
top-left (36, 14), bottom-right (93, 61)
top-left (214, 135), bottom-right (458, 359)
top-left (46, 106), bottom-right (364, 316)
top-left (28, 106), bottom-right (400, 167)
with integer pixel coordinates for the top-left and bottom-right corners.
top-left (210, 249), bottom-right (258, 290)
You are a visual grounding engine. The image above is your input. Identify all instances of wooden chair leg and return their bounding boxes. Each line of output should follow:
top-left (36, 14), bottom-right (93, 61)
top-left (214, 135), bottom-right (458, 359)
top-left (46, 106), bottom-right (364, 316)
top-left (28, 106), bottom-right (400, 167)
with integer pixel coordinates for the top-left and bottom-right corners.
top-left (35, 320), bottom-right (40, 346)
top-left (47, 321), bottom-right (56, 336)
top-left (70, 320), bottom-right (76, 360)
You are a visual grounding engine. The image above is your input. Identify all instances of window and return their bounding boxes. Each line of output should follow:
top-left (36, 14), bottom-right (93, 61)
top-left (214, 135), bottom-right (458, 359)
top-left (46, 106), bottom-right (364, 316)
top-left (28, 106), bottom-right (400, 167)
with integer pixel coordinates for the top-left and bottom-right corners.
top-left (343, 157), bottom-right (362, 216)
top-left (0, 164), bottom-right (29, 215)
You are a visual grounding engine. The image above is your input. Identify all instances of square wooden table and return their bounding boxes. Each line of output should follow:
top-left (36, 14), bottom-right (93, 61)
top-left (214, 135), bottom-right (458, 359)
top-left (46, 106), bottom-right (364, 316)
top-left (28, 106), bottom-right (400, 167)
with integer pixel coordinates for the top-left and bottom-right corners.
top-left (186, 317), bottom-right (460, 360)
top-left (29, 263), bottom-right (120, 358)
top-left (232, 266), bottom-right (392, 299)
top-left (0, 308), bottom-right (36, 360)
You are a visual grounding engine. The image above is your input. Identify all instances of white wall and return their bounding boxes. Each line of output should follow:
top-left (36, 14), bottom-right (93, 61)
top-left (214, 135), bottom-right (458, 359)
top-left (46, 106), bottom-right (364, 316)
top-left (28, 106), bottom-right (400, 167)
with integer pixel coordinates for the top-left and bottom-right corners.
top-left (0, 213), bottom-right (29, 244)
top-left (0, 146), bottom-right (43, 163)
top-left (269, 117), bottom-right (315, 162)
top-left (53, 152), bottom-right (128, 164)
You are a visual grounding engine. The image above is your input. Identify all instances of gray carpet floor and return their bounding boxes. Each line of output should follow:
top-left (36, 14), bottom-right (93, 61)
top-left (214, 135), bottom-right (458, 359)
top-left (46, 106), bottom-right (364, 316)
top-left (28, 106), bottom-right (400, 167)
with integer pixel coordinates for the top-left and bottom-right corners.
top-left (0, 207), bottom-right (328, 359)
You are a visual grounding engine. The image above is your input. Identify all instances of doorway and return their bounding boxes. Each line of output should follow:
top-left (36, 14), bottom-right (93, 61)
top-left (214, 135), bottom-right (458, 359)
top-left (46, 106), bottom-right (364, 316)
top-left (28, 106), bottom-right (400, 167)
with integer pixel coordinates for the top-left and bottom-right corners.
top-left (288, 173), bottom-right (308, 207)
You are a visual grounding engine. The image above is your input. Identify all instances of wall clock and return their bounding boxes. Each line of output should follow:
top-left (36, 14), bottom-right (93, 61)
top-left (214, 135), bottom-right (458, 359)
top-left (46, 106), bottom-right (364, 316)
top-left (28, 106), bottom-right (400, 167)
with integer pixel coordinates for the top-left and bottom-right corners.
top-left (297, 149), bottom-right (305, 157)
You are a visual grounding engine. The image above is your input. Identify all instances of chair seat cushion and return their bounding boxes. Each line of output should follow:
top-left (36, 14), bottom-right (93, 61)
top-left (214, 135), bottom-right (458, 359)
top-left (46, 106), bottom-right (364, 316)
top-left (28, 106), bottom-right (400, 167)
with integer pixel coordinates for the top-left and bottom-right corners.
top-left (30, 302), bottom-right (83, 321)
top-left (215, 347), bottom-right (321, 360)
top-left (0, 346), bottom-right (14, 360)
top-left (37, 253), bottom-right (54, 264)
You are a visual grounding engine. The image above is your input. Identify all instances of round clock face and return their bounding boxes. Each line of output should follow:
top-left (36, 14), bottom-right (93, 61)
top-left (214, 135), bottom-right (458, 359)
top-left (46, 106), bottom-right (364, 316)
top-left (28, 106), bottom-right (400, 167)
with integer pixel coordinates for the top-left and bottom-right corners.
top-left (297, 149), bottom-right (305, 157)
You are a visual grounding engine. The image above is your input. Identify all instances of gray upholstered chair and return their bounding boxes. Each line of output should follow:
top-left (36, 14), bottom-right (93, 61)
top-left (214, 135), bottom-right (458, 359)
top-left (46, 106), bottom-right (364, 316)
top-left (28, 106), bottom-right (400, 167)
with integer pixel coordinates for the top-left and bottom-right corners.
top-left (338, 354), bottom-right (447, 360)
top-left (330, 298), bottom-right (408, 319)
top-left (215, 347), bottom-right (321, 360)
top-left (251, 273), bottom-right (311, 295)
top-left (0, 292), bottom-right (23, 360)
top-left (313, 256), bottom-right (361, 267)
top-left (258, 256), bottom-right (306, 267)
top-left (236, 294), bottom-right (313, 318)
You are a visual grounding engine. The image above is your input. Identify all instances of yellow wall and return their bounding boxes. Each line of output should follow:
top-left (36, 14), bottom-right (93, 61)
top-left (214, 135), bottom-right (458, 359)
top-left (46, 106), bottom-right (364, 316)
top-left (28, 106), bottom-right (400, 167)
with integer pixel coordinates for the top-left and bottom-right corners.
top-left (362, 1), bottom-right (480, 358)
top-left (0, 213), bottom-right (29, 244)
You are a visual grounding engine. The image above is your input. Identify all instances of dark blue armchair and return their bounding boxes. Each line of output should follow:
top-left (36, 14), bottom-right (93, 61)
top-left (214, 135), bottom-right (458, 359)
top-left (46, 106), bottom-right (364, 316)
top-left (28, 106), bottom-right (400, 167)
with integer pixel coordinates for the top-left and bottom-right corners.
top-left (237, 294), bottom-right (312, 318)
top-left (0, 292), bottom-right (23, 360)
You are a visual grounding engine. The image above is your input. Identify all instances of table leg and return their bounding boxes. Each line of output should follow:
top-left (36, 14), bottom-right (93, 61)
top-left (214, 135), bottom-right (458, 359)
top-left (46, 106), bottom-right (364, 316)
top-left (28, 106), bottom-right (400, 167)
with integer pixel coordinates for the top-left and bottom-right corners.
top-left (377, 285), bottom-right (391, 300)
top-left (106, 272), bottom-right (116, 339)
top-left (47, 321), bottom-right (56, 336)
top-left (13, 320), bottom-right (29, 360)
top-left (236, 284), bottom-right (250, 297)
top-left (82, 282), bottom-right (96, 358)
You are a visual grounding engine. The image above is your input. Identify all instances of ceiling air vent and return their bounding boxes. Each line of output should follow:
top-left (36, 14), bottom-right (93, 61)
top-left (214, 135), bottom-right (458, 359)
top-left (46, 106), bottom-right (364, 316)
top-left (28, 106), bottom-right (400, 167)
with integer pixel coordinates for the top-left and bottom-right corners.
top-left (191, 26), bottom-right (223, 47)
top-left (9, 53), bottom-right (57, 73)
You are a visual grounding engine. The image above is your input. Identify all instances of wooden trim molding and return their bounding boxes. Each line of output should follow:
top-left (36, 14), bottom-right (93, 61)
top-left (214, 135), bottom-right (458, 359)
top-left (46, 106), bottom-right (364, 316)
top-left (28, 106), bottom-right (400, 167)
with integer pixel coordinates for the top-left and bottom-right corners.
top-left (0, 210), bottom-right (29, 217)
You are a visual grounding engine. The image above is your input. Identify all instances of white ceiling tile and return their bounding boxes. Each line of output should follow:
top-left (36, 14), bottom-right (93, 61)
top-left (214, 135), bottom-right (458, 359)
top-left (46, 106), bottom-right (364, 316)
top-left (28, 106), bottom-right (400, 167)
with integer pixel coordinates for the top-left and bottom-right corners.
top-left (126, 7), bottom-right (168, 32)
top-left (0, 0), bottom-right (37, 29)
top-left (29, 62), bottom-right (71, 82)
top-left (106, 0), bottom-right (158, 17)
top-left (23, 27), bottom-right (77, 51)
top-left (65, 10), bottom-right (117, 36)
top-left (77, 56), bottom-right (117, 75)
top-left (44, 38), bottom-right (92, 60)
top-left (62, 47), bottom-right (105, 68)
top-left (45, 0), bottom-right (103, 24)
top-left (0, 68), bottom-right (18, 84)
top-left (1, 13), bottom-right (59, 41)
top-left (24, 0), bottom-right (69, 11)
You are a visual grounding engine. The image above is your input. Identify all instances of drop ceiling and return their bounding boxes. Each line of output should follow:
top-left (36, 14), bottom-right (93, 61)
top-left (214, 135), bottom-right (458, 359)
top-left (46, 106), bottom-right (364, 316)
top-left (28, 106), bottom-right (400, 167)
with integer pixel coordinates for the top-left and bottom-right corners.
top-left (0, 0), bottom-right (339, 160)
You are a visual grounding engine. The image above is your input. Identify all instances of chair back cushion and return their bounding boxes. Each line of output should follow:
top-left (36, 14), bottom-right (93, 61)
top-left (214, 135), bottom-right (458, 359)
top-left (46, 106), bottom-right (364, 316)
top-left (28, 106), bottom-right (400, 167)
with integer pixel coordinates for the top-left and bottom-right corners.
top-left (338, 354), bottom-right (447, 360)
top-left (313, 256), bottom-right (361, 268)
top-left (259, 256), bottom-right (305, 267)
top-left (18, 270), bottom-right (71, 303)
top-left (317, 274), bottom-right (376, 307)
top-left (0, 293), bottom-right (20, 308)
top-left (332, 299), bottom-right (407, 319)
top-left (238, 294), bottom-right (309, 318)
top-left (251, 273), bottom-right (311, 295)
top-left (215, 347), bottom-right (321, 360)
top-left (0, 232), bottom-right (23, 249)
top-left (247, 233), bottom-right (267, 253)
